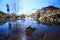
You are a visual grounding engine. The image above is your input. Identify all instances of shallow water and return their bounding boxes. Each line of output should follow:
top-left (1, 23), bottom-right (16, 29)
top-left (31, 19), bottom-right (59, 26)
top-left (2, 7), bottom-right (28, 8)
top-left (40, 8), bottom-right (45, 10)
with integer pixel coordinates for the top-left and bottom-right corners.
top-left (0, 19), bottom-right (60, 40)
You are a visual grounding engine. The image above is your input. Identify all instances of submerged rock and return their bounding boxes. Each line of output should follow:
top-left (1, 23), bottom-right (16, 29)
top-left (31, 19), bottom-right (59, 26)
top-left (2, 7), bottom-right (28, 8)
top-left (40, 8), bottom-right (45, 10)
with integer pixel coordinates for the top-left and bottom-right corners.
top-left (25, 25), bottom-right (36, 36)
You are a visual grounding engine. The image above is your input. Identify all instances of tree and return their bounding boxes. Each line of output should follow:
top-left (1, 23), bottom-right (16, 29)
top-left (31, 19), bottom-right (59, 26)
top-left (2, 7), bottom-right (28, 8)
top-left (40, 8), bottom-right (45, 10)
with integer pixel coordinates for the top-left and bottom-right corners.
top-left (12, 0), bottom-right (22, 14)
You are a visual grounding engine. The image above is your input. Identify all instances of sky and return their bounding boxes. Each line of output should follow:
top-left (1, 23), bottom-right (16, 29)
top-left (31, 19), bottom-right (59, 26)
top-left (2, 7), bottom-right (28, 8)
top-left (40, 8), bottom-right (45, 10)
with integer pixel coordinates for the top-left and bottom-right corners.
top-left (0, 0), bottom-right (60, 14)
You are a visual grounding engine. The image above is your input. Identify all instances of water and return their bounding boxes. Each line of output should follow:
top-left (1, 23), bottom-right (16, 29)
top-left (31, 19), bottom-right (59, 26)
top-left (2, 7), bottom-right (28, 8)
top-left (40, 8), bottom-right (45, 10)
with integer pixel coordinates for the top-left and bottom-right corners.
top-left (0, 19), bottom-right (60, 40)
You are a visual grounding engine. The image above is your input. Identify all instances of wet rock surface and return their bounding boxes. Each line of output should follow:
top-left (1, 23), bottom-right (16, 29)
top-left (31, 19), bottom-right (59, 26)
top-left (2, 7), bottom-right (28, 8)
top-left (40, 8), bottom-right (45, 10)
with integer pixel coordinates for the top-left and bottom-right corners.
top-left (25, 25), bottom-right (36, 36)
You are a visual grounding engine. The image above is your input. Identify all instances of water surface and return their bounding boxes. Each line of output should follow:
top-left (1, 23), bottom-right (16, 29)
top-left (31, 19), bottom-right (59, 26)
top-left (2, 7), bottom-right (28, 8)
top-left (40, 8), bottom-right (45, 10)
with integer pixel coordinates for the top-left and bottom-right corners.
top-left (0, 19), bottom-right (60, 40)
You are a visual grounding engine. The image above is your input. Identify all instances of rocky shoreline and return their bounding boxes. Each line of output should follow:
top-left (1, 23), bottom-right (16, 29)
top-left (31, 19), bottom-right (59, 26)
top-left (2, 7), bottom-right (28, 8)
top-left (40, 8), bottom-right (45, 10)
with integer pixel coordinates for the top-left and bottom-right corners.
top-left (37, 14), bottom-right (60, 25)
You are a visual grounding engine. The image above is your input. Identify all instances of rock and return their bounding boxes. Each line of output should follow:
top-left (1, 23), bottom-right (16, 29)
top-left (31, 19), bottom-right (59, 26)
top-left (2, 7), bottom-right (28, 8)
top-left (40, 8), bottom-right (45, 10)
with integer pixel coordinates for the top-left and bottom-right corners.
top-left (25, 25), bottom-right (36, 36)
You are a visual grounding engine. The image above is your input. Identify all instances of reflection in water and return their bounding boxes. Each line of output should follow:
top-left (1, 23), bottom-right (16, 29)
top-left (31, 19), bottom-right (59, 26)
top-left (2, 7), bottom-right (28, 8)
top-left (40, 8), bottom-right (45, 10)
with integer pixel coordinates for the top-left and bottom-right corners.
top-left (0, 19), bottom-right (60, 40)
top-left (9, 21), bottom-right (12, 30)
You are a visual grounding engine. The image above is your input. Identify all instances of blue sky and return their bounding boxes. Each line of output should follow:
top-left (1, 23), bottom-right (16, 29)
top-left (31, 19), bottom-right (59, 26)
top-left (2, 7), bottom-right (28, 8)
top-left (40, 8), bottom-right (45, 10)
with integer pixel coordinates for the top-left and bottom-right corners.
top-left (0, 0), bottom-right (60, 14)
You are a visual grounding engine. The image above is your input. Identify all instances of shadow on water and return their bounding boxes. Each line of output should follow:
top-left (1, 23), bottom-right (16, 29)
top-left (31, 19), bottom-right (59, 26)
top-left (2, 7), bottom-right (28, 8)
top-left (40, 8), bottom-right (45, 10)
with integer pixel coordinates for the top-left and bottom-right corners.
top-left (0, 19), bottom-right (60, 40)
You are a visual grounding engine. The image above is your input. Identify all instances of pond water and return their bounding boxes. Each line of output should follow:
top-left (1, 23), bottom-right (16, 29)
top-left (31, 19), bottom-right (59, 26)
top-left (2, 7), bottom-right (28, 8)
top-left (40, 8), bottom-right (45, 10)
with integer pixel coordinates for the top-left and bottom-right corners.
top-left (0, 19), bottom-right (60, 40)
